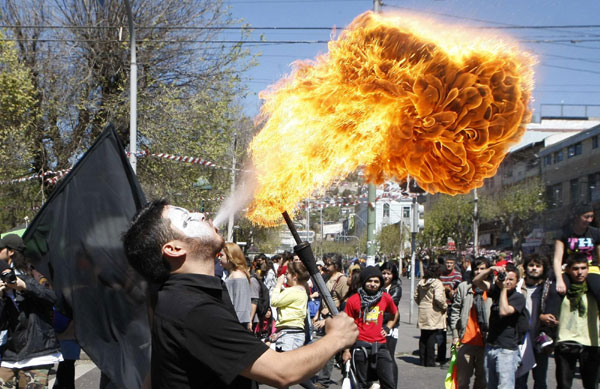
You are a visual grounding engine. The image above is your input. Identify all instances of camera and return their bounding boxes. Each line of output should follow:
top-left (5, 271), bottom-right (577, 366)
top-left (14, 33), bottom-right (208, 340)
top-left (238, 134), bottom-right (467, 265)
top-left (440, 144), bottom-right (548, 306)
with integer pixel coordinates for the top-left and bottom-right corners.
top-left (497, 272), bottom-right (506, 282)
top-left (0, 268), bottom-right (17, 284)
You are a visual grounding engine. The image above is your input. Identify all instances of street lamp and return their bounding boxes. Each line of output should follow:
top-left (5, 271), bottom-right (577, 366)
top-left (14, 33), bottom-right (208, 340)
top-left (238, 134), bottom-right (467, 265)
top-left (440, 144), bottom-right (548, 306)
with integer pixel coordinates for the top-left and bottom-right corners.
top-left (193, 177), bottom-right (213, 212)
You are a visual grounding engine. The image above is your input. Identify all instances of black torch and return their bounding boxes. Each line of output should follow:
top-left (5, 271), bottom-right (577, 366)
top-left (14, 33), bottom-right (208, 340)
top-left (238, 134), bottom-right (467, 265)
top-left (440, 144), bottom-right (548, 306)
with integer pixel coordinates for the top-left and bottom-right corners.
top-left (282, 211), bottom-right (338, 316)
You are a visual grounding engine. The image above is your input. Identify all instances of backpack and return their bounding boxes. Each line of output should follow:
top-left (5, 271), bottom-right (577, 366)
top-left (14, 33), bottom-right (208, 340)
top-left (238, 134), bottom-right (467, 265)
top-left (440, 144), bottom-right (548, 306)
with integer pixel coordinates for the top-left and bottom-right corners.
top-left (253, 275), bottom-right (271, 320)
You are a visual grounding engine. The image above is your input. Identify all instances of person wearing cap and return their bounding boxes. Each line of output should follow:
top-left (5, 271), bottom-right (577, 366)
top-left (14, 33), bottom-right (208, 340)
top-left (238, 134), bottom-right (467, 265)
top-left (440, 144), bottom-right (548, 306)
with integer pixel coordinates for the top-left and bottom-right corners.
top-left (342, 266), bottom-right (398, 389)
top-left (123, 200), bottom-right (358, 389)
top-left (0, 234), bottom-right (61, 388)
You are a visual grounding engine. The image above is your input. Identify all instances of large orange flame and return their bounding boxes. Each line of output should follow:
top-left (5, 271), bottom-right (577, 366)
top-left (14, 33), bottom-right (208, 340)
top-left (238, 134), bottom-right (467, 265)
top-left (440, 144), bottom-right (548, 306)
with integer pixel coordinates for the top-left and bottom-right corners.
top-left (248, 11), bottom-right (535, 226)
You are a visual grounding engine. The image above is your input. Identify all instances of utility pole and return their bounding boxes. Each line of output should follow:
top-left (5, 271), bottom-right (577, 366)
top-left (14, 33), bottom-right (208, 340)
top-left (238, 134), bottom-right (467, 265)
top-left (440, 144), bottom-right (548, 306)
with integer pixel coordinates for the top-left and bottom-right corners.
top-left (409, 195), bottom-right (417, 324)
top-left (473, 188), bottom-right (479, 256)
top-left (123, 0), bottom-right (137, 173)
top-left (227, 135), bottom-right (237, 242)
top-left (366, 0), bottom-right (382, 267)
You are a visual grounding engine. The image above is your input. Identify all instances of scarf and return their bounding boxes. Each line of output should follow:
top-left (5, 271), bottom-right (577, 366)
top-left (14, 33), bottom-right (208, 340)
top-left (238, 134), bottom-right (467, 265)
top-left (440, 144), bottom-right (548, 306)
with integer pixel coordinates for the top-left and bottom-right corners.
top-left (358, 287), bottom-right (384, 322)
top-left (566, 282), bottom-right (588, 317)
top-left (473, 287), bottom-right (488, 333)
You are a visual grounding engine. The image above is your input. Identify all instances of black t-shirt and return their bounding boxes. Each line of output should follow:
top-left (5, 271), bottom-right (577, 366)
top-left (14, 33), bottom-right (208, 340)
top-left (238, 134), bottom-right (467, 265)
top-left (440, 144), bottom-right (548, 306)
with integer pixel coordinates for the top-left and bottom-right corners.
top-left (486, 284), bottom-right (526, 350)
top-left (557, 225), bottom-right (600, 264)
top-left (151, 273), bottom-right (269, 389)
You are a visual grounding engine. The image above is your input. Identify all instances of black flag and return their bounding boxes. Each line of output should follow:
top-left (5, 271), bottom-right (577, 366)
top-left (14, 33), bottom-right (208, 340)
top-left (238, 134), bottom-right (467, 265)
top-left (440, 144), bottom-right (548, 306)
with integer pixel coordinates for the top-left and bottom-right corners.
top-left (23, 125), bottom-right (149, 388)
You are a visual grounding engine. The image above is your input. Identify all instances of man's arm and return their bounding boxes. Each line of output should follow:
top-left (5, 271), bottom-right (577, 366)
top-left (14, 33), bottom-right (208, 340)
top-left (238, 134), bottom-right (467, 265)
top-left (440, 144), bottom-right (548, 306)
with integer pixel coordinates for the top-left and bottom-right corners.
top-left (241, 313), bottom-right (358, 388)
top-left (553, 240), bottom-right (567, 295)
top-left (498, 287), bottom-right (515, 317)
top-left (472, 266), bottom-right (503, 292)
top-left (450, 283), bottom-right (464, 343)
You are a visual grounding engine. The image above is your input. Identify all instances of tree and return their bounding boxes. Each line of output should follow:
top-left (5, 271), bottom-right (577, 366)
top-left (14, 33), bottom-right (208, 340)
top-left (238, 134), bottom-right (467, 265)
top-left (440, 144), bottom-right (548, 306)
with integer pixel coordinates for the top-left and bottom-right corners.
top-left (421, 194), bottom-right (474, 254)
top-left (480, 177), bottom-right (546, 260)
top-left (377, 223), bottom-right (409, 257)
top-left (0, 0), bottom-right (255, 220)
top-left (0, 31), bottom-right (39, 230)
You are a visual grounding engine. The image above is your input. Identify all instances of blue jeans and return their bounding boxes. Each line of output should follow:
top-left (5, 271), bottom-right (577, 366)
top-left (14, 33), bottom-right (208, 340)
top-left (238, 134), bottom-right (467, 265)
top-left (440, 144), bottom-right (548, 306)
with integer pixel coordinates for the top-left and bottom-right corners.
top-left (484, 346), bottom-right (520, 389)
top-left (275, 330), bottom-right (305, 352)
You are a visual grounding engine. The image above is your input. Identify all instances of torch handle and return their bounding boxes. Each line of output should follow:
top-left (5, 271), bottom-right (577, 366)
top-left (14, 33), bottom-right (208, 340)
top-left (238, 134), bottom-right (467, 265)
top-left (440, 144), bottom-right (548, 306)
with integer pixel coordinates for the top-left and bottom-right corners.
top-left (282, 211), bottom-right (302, 244)
top-left (294, 241), bottom-right (339, 316)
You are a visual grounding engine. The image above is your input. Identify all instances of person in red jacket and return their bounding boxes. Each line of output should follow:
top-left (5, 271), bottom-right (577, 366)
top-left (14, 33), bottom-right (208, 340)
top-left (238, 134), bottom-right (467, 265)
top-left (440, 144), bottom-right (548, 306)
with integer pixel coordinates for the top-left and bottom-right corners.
top-left (343, 266), bottom-right (399, 389)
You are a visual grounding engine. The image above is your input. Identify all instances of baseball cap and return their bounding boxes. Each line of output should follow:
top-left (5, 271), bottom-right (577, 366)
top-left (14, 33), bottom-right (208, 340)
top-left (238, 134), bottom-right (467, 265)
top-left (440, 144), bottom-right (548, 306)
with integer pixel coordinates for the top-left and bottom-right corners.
top-left (0, 234), bottom-right (25, 252)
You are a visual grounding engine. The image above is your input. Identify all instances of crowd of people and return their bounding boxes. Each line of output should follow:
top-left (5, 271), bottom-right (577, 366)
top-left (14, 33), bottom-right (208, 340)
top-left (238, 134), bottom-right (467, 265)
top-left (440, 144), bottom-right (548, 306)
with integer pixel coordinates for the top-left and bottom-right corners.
top-left (0, 199), bottom-right (598, 389)
top-left (413, 203), bottom-right (600, 389)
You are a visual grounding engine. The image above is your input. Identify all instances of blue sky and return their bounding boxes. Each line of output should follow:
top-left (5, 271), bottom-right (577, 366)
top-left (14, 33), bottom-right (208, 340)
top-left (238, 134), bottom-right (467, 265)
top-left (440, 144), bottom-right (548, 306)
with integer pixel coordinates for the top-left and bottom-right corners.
top-left (226, 0), bottom-right (600, 120)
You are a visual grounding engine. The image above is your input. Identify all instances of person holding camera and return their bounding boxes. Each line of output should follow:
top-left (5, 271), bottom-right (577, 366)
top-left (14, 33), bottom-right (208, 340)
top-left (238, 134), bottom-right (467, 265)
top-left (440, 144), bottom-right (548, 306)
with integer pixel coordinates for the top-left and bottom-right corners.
top-left (0, 234), bottom-right (61, 388)
top-left (473, 263), bottom-right (527, 389)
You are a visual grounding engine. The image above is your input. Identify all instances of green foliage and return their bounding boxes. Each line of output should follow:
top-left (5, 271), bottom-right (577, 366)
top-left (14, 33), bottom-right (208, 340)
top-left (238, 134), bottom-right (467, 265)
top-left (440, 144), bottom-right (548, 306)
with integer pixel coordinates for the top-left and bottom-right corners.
top-left (0, 0), bottom-right (257, 227)
top-left (480, 177), bottom-right (546, 259)
top-left (421, 194), bottom-right (474, 253)
top-left (0, 32), bottom-right (40, 230)
top-left (377, 223), bottom-right (408, 256)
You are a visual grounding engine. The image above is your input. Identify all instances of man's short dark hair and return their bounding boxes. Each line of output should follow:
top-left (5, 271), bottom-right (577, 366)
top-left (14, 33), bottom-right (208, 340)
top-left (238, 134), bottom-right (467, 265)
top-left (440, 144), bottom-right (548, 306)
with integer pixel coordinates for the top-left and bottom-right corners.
top-left (504, 263), bottom-right (520, 279)
top-left (472, 256), bottom-right (489, 270)
top-left (523, 254), bottom-right (550, 279)
top-left (565, 252), bottom-right (589, 269)
top-left (444, 255), bottom-right (457, 263)
top-left (123, 199), bottom-right (182, 283)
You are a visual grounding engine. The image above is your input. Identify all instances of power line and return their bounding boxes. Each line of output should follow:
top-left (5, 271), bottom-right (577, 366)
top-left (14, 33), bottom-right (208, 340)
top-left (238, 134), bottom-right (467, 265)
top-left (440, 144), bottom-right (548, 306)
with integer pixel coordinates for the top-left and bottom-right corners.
top-left (540, 63), bottom-right (600, 75)
top-left (4, 23), bottom-right (600, 31)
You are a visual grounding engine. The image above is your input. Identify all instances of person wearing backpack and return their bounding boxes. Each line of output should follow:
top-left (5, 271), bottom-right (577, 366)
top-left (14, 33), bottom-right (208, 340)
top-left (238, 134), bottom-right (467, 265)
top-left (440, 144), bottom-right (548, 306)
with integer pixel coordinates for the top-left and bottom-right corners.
top-left (473, 262), bottom-right (527, 389)
top-left (250, 270), bottom-right (271, 329)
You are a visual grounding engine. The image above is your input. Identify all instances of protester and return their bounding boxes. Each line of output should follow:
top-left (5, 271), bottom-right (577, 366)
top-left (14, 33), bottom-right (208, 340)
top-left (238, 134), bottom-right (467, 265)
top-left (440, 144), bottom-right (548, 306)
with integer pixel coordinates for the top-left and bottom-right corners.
top-left (0, 234), bottom-right (62, 388)
top-left (254, 307), bottom-right (276, 345)
top-left (439, 256), bottom-right (462, 364)
top-left (261, 259), bottom-right (277, 294)
top-left (221, 242), bottom-right (253, 330)
top-left (342, 266), bottom-right (398, 389)
top-left (473, 262), bottom-right (527, 389)
top-left (415, 262), bottom-right (448, 367)
top-left (380, 261), bottom-right (402, 387)
top-left (314, 253), bottom-right (348, 389)
top-left (552, 204), bottom-right (600, 299)
top-left (271, 262), bottom-right (310, 351)
top-left (549, 253), bottom-right (599, 389)
top-left (449, 257), bottom-right (492, 389)
top-left (515, 254), bottom-right (551, 389)
top-left (122, 200), bottom-right (358, 388)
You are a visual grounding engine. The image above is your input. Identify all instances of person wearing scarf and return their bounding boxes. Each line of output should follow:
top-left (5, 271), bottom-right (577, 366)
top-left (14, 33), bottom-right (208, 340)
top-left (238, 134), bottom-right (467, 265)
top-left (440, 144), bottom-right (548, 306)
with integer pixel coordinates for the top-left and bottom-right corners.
top-left (553, 253), bottom-right (600, 389)
top-left (342, 266), bottom-right (398, 389)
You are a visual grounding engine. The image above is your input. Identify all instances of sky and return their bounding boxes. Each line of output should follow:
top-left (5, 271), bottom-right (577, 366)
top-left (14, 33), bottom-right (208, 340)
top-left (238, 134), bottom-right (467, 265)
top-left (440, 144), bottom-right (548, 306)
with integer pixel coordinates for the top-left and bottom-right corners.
top-left (225, 0), bottom-right (600, 120)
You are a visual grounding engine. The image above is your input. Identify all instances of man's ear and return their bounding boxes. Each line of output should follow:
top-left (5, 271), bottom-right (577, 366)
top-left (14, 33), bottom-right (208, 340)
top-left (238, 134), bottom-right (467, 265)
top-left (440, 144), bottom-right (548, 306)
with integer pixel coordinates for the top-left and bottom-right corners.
top-left (162, 241), bottom-right (187, 260)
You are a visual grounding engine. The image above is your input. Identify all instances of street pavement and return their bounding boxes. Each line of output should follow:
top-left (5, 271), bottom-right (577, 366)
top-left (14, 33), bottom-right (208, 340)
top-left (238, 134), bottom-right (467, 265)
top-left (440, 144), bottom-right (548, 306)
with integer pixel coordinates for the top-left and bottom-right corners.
top-left (61, 275), bottom-right (584, 388)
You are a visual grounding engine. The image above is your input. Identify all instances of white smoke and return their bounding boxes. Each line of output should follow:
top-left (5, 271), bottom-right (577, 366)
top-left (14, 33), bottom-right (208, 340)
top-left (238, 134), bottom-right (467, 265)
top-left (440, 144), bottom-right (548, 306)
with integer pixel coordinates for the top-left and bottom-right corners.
top-left (212, 165), bottom-right (257, 228)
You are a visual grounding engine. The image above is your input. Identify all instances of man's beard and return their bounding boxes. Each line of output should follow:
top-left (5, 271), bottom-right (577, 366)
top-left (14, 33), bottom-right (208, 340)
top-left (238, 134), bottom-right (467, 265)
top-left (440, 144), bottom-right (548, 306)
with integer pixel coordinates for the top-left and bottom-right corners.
top-left (526, 273), bottom-right (543, 282)
top-left (185, 235), bottom-right (224, 259)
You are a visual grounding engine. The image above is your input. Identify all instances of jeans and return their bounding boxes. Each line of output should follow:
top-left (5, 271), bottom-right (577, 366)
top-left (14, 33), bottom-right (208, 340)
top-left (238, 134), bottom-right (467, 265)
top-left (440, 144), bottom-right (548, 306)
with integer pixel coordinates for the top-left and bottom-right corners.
top-left (484, 346), bottom-right (520, 389)
top-left (515, 348), bottom-right (549, 389)
top-left (456, 343), bottom-right (486, 389)
top-left (555, 342), bottom-right (600, 389)
top-left (352, 344), bottom-right (395, 389)
top-left (275, 330), bottom-right (305, 352)
top-left (385, 330), bottom-right (398, 387)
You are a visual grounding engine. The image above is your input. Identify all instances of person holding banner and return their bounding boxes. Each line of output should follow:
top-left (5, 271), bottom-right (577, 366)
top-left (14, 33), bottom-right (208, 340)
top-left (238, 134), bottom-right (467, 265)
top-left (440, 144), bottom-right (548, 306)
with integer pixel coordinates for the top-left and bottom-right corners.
top-left (123, 200), bottom-right (358, 389)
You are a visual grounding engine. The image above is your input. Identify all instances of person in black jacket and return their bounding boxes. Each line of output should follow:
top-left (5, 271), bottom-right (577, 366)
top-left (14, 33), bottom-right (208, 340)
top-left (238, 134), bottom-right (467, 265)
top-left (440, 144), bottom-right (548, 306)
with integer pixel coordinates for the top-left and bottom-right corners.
top-left (380, 261), bottom-right (402, 387)
top-left (0, 234), bottom-right (61, 388)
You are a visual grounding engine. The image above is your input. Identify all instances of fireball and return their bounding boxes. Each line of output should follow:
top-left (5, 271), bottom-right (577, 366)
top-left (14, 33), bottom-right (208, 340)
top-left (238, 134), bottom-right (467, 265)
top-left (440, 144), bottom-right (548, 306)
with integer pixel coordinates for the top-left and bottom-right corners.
top-left (248, 11), bottom-right (535, 226)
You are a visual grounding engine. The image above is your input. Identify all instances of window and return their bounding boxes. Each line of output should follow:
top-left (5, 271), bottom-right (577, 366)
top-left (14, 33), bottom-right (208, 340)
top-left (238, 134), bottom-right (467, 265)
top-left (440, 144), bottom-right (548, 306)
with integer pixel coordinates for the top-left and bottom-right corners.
top-left (593, 135), bottom-right (599, 149)
top-left (567, 142), bottom-right (582, 158)
top-left (547, 183), bottom-right (563, 207)
top-left (553, 150), bottom-right (563, 163)
top-left (570, 179), bottom-right (580, 204)
top-left (383, 203), bottom-right (390, 218)
top-left (544, 155), bottom-right (552, 166)
top-left (403, 206), bottom-right (410, 218)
